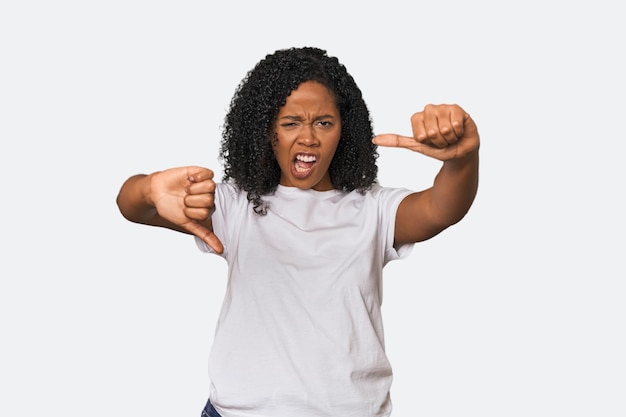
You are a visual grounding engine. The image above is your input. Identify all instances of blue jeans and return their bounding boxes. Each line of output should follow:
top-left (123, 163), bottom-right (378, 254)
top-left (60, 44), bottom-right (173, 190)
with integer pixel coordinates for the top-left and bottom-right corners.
top-left (201, 399), bottom-right (222, 417)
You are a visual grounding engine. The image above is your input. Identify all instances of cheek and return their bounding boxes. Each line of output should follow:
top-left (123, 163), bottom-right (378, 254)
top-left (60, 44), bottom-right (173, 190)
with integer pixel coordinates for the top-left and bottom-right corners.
top-left (327, 137), bottom-right (341, 158)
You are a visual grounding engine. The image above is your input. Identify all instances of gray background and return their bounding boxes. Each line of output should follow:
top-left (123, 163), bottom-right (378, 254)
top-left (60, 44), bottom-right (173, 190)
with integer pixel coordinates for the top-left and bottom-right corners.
top-left (1, 1), bottom-right (624, 416)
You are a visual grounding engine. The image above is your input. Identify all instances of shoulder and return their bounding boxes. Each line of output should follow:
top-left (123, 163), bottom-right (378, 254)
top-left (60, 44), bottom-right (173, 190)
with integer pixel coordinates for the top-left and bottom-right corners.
top-left (366, 183), bottom-right (414, 204)
top-left (216, 182), bottom-right (241, 193)
top-left (216, 182), bottom-right (244, 198)
top-left (214, 182), bottom-right (248, 210)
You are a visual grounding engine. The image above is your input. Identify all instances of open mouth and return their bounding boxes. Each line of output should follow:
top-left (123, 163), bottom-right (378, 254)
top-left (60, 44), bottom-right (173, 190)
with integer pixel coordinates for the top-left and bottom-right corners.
top-left (293, 153), bottom-right (317, 178)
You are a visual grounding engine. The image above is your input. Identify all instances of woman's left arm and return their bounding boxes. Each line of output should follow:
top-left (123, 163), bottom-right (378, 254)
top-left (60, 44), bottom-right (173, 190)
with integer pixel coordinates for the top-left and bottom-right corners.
top-left (372, 104), bottom-right (480, 245)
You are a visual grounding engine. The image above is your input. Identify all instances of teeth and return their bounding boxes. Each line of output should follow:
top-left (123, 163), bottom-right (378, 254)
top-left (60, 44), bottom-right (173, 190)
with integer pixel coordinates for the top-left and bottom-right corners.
top-left (296, 154), bottom-right (316, 162)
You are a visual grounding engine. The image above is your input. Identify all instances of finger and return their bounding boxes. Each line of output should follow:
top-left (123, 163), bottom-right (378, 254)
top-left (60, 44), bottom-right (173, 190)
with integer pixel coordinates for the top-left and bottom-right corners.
top-left (184, 192), bottom-right (216, 225)
top-left (186, 178), bottom-right (216, 195)
top-left (418, 104), bottom-right (468, 148)
top-left (410, 111), bottom-right (433, 146)
top-left (373, 134), bottom-right (421, 149)
top-left (184, 207), bottom-right (213, 223)
top-left (416, 126), bottom-right (478, 161)
top-left (450, 106), bottom-right (467, 135)
top-left (437, 114), bottom-right (460, 146)
top-left (186, 222), bottom-right (225, 254)
top-left (376, 131), bottom-right (462, 157)
top-left (445, 106), bottom-right (467, 143)
top-left (416, 143), bottom-right (461, 161)
top-left (422, 105), bottom-right (451, 149)
top-left (374, 133), bottom-right (440, 156)
top-left (186, 167), bottom-right (215, 183)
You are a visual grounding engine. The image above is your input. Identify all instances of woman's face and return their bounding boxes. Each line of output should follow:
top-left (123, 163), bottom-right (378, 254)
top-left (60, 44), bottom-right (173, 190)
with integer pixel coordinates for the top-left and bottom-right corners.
top-left (272, 81), bottom-right (341, 191)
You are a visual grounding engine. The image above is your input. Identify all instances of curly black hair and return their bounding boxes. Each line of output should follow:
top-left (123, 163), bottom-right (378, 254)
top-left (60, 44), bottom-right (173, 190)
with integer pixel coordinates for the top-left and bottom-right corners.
top-left (219, 46), bottom-right (379, 214)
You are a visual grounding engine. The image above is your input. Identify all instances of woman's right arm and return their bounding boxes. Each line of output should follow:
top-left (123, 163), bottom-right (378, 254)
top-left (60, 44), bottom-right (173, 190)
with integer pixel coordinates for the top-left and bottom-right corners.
top-left (116, 166), bottom-right (224, 253)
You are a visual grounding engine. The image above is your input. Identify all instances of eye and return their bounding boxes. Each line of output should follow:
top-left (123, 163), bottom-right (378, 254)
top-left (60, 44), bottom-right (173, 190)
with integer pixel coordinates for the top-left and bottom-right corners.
top-left (280, 122), bottom-right (300, 128)
top-left (315, 120), bottom-right (333, 128)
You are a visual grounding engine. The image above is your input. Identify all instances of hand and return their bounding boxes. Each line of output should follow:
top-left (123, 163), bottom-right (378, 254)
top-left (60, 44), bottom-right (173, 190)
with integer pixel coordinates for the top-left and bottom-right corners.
top-left (372, 104), bottom-right (479, 161)
top-left (150, 166), bottom-right (224, 254)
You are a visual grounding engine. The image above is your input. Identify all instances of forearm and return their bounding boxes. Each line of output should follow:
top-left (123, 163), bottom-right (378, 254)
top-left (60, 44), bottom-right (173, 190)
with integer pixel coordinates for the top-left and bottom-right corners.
top-left (430, 149), bottom-right (479, 226)
top-left (116, 173), bottom-right (160, 225)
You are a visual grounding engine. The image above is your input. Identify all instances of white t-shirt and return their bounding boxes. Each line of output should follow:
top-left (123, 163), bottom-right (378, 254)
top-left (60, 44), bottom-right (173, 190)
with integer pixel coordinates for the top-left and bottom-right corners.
top-left (196, 183), bottom-right (414, 417)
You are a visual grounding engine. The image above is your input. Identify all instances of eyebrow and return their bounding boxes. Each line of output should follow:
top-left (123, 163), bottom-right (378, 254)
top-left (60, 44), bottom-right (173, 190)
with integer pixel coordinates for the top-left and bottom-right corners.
top-left (278, 114), bottom-right (335, 121)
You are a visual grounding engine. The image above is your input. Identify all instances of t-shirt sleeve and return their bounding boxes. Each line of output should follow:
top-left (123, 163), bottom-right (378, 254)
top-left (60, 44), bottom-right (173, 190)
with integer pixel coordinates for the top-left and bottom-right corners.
top-left (376, 185), bottom-right (416, 265)
top-left (194, 182), bottom-right (242, 257)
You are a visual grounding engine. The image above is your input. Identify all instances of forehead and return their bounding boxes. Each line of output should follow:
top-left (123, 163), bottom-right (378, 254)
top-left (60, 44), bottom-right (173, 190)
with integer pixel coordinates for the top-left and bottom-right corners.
top-left (280, 81), bottom-right (338, 112)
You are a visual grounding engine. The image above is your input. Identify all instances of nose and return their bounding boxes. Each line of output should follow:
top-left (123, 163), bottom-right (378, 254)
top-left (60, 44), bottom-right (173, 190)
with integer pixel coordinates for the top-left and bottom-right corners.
top-left (297, 123), bottom-right (319, 146)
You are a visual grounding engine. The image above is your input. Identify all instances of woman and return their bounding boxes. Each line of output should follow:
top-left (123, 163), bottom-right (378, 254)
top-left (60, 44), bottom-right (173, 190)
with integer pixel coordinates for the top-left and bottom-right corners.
top-left (117, 46), bottom-right (479, 417)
